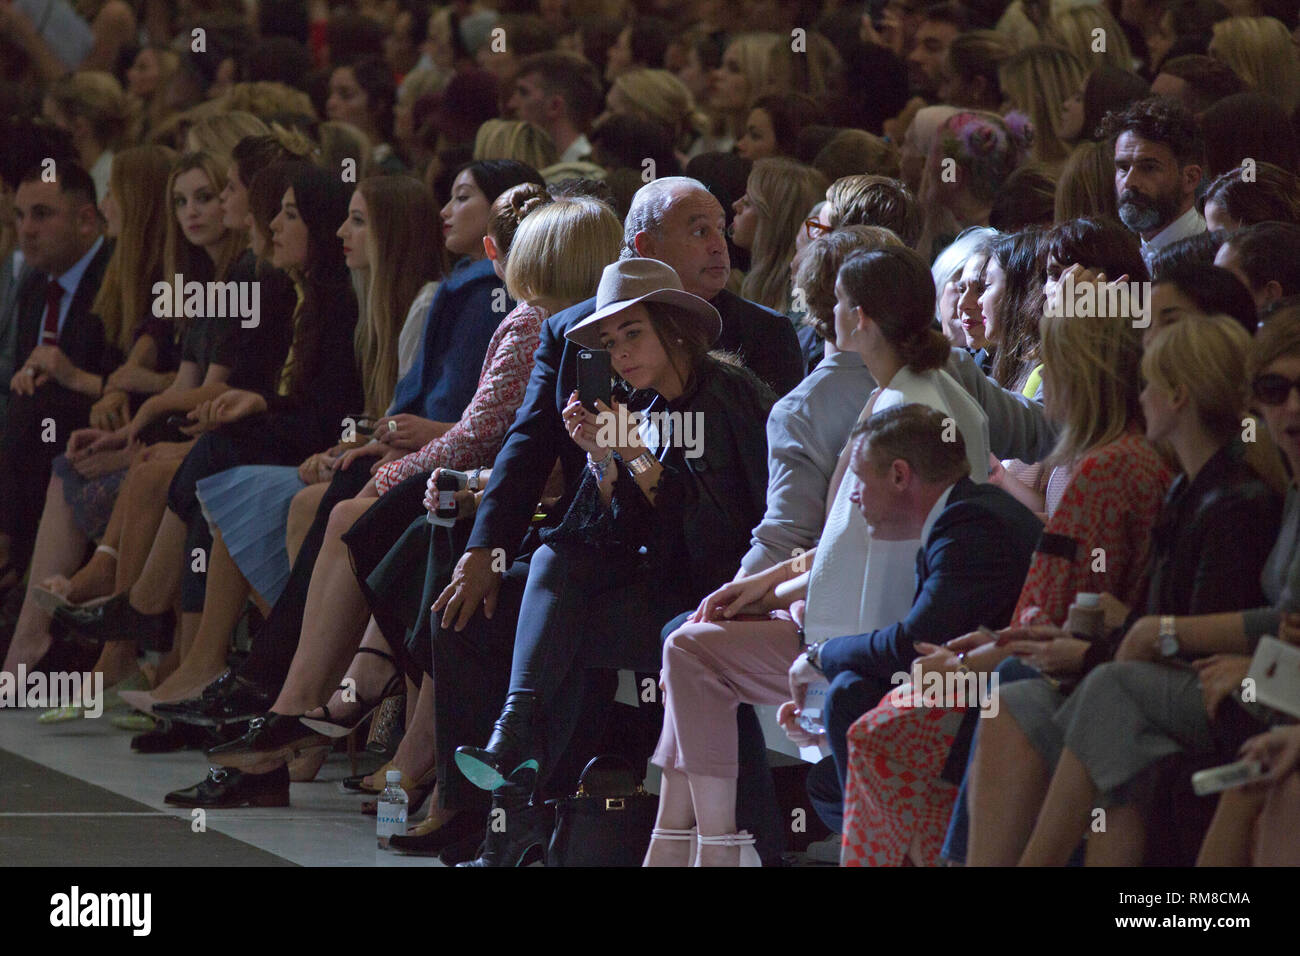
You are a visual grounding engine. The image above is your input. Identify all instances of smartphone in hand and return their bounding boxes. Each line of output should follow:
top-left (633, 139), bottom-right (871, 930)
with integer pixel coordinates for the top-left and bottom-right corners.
top-left (576, 349), bottom-right (612, 413)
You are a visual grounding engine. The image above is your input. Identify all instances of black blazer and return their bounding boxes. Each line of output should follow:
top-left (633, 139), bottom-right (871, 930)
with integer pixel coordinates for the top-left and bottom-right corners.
top-left (469, 287), bottom-right (802, 562)
top-left (817, 476), bottom-right (1042, 680)
top-left (14, 238), bottom-right (116, 378)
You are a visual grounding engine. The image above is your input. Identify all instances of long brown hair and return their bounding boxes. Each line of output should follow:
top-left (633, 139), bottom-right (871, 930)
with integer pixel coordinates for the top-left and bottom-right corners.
top-left (92, 145), bottom-right (175, 353)
top-left (355, 175), bottom-right (443, 417)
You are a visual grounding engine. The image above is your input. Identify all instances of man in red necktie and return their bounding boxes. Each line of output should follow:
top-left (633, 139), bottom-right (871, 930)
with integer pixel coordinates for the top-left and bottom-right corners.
top-left (0, 162), bottom-right (110, 609)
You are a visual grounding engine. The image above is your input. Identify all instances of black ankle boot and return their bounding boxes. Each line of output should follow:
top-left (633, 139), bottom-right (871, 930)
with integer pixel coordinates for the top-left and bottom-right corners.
top-left (454, 691), bottom-right (540, 791)
top-left (456, 781), bottom-right (552, 867)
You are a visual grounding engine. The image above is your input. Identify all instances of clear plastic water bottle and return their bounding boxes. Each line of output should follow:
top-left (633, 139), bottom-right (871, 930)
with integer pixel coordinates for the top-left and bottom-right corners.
top-left (797, 681), bottom-right (831, 736)
top-left (376, 770), bottom-right (407, 849)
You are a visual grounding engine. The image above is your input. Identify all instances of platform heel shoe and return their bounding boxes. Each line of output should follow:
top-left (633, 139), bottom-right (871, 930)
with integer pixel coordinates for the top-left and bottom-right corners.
top-left (454, 691), bottom-right (540, 791)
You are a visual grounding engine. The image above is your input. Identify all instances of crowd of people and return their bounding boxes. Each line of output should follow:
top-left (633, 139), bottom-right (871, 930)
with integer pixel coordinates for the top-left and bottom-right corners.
top-left (2, 0), bottom-right (1299, 868)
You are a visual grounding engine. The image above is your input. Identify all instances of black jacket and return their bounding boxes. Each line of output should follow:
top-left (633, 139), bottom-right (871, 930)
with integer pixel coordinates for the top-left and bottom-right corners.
top-left (541, 359), bottom-right (776, 600)
top-left (469, 287), bottom-right (801, 563)
top-left (1082, 439), bottom-right (1282, 672)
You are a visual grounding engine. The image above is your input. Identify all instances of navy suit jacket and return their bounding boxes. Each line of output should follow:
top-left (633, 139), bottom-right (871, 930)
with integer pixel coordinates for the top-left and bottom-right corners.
top-left (468, 286), bottom-right (802, 560)
top-left (14, 238), bottom-right (116, 378)
top-left (816, 476), bottom-right (1042, 681)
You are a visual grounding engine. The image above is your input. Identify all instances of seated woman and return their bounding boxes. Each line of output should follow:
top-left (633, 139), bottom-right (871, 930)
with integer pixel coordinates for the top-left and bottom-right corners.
top-left (640, 246), bottom-right (990, 866)
top-left (730, 157), bottom-right (827, 315)
top-left (931, 226), bottom-right (997, 349)
top-left (1002, 311), bottom-right (1294, 866)
top-left (839, 279), bottom-right (1174, 867)
top-left (738, 225), bottom-right (898, 576)
top-left (451, 257), bottom-right (778, 864)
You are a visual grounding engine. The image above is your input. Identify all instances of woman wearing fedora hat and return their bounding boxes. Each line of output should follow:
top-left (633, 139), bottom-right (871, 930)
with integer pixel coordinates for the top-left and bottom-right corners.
top-left (452, 257), bottom-right (778, 854)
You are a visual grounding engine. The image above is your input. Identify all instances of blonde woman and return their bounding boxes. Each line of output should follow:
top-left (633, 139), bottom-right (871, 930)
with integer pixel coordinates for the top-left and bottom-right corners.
top-left (42, 71), bottom-right (133, 199)
top-left (999, 44), bottom-right (1087, 166)
top-left (1051, 5), bottom-right (1135, 74)
top-left (184, 111), bottom-right (272, 169)
top-left (708, 32), bottom-right (782, 146)
top-left (1055, 139), bottom-right (1118, 221)
top-left (732, 158), bottom-right (828, 313)
top-left (606, 68), bottom-right (708, 160)
top-left (472, 119), bottom-right (559, 172)
top-left (160, 152), bottom-right (247, 298)
top-left (1209, 15), bottom-right (1300, 113)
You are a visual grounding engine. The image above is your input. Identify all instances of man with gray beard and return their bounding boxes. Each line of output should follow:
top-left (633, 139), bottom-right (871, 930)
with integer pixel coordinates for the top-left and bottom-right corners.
top-left (1100, 97), bottom-right (1206, 264)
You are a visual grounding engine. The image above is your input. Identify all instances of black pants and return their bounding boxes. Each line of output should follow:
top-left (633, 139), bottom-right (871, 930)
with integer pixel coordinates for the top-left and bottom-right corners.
top-left (236, 464), bottom-right (373, 690)
top-left (814, 669), bottom-right (894, 832)
top-left (0, 386), bottom-right (93, 577)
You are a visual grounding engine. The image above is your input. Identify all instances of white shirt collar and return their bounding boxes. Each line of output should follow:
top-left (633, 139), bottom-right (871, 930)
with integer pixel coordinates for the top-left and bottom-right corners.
top-left (1140, 205), bottom-right (1206, 257)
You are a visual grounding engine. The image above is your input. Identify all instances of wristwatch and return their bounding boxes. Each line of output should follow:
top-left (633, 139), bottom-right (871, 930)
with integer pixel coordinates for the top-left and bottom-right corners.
top-left (803, 641), bottom-right (825, 674)
top-left (467, 467), bottom-right (482, 492)
top-left (1158, 615), bottom-right (1180, 658)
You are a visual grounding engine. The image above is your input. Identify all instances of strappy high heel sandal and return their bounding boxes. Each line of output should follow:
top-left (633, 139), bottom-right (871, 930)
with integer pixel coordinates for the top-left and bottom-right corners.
top-left (648, 827), bottom-right (698, 866)
top-left (694, 831), bottom-right (761, 867)
top-left (298, 648), bottom-right (403, 738)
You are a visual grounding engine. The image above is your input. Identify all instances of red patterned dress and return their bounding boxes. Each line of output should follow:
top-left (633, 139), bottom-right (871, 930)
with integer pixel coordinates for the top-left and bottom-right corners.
top-left (372, 302), bottom-right (546, 494)
top-left (840, 430), bottom-right (1174, 866)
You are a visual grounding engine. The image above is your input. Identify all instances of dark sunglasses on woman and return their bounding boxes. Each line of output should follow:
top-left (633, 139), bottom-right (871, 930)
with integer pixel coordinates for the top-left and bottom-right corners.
top-left (1252, 373), bottom-right (1300, 406)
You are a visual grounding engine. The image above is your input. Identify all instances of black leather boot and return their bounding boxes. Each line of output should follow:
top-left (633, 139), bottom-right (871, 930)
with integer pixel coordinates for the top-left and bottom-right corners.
top-left (454, 691), bottom-right (540, 791)
top-left (456, 780), bottom-right (552, 867)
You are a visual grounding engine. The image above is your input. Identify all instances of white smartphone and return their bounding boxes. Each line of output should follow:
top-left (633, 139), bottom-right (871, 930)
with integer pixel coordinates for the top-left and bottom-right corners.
top-left (1191, 759), bottom-right (1265, 797)
top-left (1247, 636), bottom-right (1300, 720)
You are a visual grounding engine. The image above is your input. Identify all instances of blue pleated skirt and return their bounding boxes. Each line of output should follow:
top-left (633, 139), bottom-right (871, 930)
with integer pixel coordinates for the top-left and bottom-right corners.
top-left (195, 465), bottom-right (305, 606)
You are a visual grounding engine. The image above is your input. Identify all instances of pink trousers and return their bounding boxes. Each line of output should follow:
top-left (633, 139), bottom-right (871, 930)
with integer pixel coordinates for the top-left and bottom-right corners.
top-left (651, 613), bottom-right (804, 779)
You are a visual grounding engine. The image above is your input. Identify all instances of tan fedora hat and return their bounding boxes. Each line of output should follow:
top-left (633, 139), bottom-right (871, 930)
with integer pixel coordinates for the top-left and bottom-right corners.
top-left (565, 258), bottom-right (722, 351)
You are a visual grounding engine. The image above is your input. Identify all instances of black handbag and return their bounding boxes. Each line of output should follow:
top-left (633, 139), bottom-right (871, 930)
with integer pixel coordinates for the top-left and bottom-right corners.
top-left (545, 755), bottom-right (659, 867)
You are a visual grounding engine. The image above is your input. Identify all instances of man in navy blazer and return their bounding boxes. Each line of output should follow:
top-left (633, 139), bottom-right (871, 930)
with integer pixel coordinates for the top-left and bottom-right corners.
top-left (783, 404), bottom-right (1042, 833)
top-left (429, 177), bottom-right (801, 862)
top-left (0, 162), bottom-right (112, 584)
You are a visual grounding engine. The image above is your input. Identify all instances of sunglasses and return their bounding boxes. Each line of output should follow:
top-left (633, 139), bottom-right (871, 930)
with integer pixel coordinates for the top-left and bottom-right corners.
top-left (1252, 373), bottom-right (1300, 405)
top-left (804, 217), bottom-right (831, 240)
